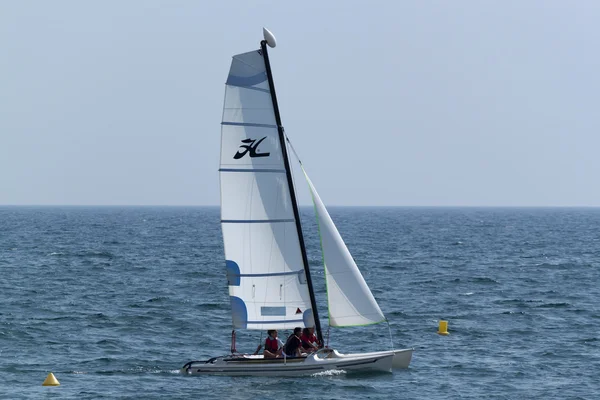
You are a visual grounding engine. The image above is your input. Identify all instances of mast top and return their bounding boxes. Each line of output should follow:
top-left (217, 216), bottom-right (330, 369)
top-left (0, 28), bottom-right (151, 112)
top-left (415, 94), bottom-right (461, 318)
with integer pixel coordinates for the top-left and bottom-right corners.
top-left (263, 27), bottom-right (277, 48)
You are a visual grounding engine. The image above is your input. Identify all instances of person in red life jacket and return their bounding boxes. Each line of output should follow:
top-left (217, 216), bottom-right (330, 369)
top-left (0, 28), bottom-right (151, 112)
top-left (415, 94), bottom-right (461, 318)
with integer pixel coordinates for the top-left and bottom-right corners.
top-left (261, 330), bottom-right (283, 358)
top-left (300, 327), bottom-right (320, 353)
top-left (283, 327), bottom-right (303, 357)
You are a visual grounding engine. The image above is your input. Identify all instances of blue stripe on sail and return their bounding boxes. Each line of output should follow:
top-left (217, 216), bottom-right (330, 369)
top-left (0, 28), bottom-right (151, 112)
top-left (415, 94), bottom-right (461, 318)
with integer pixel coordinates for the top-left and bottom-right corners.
top-left (219, 168), bottom-right (285, 173)
top-left (226, 260), bottom-right (241, 286)
top-left (226, 72), bottom-right (267, 87)
top-left (303, 309), bottom-right (315, 328)
top-left (230, 296), bottom-right (248, 329)
top-left (237, 270), bottom-right (303, 278)
top-left (221, 219), bottom-right (294, 224)
top-left (247, 319), bottom-right (304, 324)
top-left (221, 122), bottom-right (277, 128)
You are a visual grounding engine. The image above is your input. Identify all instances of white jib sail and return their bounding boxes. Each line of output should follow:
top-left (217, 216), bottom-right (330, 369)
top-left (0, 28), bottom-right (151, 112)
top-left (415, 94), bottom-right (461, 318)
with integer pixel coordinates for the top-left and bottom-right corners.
top-left (220, 49), bottom-right (314, 330)
top-left (302, 167), bottom-right (386, 327)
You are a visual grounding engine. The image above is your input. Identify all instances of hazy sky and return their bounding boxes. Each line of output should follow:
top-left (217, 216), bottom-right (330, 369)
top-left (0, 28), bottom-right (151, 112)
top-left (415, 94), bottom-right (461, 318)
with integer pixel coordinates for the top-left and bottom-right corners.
top-left (1, 1), bottom-right (599, 206)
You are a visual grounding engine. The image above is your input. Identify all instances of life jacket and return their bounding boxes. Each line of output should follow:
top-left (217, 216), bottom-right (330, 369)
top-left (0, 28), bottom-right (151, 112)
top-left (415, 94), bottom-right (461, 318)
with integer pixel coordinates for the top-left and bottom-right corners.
top-left (301, 333), bottom-right (318, 347)
top-left (265, 336), bottom-right (279, 353)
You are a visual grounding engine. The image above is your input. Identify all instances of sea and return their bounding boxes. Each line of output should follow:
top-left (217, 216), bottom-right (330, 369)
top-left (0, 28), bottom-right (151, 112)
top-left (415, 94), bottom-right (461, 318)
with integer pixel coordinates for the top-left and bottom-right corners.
top-left (1, 206), bottom-right (599, 399)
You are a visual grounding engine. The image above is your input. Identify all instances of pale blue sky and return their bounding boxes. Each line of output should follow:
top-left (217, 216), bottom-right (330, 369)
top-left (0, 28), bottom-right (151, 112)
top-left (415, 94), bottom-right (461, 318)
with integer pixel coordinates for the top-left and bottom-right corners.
top-left (1, 1), bottom-right (599, 206)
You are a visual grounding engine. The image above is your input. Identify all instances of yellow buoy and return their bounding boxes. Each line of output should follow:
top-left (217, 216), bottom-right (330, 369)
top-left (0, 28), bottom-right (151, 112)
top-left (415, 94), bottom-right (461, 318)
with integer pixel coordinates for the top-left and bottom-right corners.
top-left (437, 320), bottom-right (449, 335)
top-left (42, 372), bottom-right (60, 386)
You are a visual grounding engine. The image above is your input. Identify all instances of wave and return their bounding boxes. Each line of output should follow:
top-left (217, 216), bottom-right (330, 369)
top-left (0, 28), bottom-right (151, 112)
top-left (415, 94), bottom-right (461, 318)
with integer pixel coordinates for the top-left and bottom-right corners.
top-left (470, 277), bottom-right (498, 284)
top-left (198, 303), bottom-right (227, 310)
top-left (409, 279), bottom-right (436, 285)
top-left (535, 262), bottom-right (592, 269)
top-left (67, 366), bottom-right (184, 375)
top-left (535, 302), bottom-right (571, 308)
top-left (146, 296), bottom-right (169, 303)
top-left (387, 310), bottom-right (409, 317)
top-left (577, 337), bottom-right (598, 344)
top-left (496, 299), bottom-right (544, 305)
top-left (311, 369), bottom-right (346, 377)
top-left (76, 250), bottom-right (115, 259)
top-left (96, 339), bottom-right (121, 345)
top-left (152, 369), bottom-right (181, 374)
top-left (102, 240), bottom-right (122, 245)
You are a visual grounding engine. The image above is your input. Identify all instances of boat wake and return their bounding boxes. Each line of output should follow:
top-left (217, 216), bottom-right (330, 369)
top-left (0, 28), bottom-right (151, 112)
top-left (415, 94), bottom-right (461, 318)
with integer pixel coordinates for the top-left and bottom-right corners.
top-left (311, 369), bottom-right (346, 377)
top-left (157, 369), bottom-right (182, 375)
top-left (66, 367), bottom-right (182, 375)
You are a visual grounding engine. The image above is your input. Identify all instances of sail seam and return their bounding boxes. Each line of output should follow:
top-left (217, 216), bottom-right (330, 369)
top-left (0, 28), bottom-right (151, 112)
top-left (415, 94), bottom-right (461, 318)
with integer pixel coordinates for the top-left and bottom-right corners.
top-left (234, 270), bottom-right (303, 278)
top-left (221, 219), bottom-right (294, 224)
top-left (246, 319), bottom-right (304, 324)
top-left (226, 84), bottom-right (270, 93)
top-left (219, 168), bottom-right (285, 173)
top-left (232, 52), bottom-right (264, 73)
top-left (221, 122), bottom-right (277, 128)
top-left (226, 72), bottom-right (267, 87)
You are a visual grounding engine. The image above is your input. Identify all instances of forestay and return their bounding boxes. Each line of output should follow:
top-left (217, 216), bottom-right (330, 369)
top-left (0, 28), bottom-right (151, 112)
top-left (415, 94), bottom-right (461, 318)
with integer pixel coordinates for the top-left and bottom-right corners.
top-left (302, 168), bottom-right (386, 327)
top-left (220, 49), bottom-right (314, 330)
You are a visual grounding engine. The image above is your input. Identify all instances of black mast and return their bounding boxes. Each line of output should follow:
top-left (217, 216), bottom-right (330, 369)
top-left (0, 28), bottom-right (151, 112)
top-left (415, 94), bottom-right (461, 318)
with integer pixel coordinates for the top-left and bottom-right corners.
top-left (260, 40), bottom-right (323, 346)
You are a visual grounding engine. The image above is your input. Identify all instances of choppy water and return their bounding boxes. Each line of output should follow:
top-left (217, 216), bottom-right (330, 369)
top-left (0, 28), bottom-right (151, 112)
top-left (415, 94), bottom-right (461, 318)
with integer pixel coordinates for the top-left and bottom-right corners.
top-left (1, 206), bottom-right (599, 399)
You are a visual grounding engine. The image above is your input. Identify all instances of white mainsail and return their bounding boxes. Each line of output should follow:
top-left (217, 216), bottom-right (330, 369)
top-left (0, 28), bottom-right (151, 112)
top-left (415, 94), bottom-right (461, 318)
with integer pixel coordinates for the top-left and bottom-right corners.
top-left (302, 168), bottom-right (386, 327)
top-left (220, 49), bottom-right (314, 330)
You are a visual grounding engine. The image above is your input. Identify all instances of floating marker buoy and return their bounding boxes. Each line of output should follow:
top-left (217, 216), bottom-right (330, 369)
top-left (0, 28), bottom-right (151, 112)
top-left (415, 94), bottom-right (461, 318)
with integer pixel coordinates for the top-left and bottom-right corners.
top-left (437, 320), bottom-right (449, 335)
top-left (42, 372), bottom-right (60, 386)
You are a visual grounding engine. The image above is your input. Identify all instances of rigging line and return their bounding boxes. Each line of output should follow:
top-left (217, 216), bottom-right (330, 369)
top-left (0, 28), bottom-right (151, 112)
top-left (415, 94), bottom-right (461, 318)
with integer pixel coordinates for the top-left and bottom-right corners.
top-left (285, 133), bottom-right (303, 166)
top-left (257, 330), bottom-right (264, 354)
top-left (284, 133), bottom-right (303, 236)
top-left (385, 319), bottom-right (394, 351)
top-left (285, 133), bottom-right (301, 221)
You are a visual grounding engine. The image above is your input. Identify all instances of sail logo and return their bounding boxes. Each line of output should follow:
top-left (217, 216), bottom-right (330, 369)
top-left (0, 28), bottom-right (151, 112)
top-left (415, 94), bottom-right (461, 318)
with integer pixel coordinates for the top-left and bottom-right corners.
top-left (233, 137), bottom-right (270, 159)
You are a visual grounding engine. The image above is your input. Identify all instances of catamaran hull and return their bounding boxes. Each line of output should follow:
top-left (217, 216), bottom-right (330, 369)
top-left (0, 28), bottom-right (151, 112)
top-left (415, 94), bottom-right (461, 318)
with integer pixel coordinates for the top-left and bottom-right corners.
top-left (392, 348), bottom-right (413, 369)
top-left (182, 348), bottom-right (412, 376)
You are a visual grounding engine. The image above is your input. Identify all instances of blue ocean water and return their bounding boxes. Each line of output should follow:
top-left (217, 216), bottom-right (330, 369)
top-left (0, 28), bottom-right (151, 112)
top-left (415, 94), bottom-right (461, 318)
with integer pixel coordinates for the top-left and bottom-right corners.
top-left (1, 206), bottom-right (599, 399)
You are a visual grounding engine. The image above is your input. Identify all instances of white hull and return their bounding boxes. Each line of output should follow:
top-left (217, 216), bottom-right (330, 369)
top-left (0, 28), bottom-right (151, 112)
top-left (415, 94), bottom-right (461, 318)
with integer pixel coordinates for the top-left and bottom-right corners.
top-left (182, 348), bottom-right (412, 377)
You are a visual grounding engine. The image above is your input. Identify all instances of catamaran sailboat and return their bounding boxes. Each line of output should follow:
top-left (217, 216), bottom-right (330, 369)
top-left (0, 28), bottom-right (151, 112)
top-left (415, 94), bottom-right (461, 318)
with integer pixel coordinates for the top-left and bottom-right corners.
top-left (181, 28), bottom-right (413, 376)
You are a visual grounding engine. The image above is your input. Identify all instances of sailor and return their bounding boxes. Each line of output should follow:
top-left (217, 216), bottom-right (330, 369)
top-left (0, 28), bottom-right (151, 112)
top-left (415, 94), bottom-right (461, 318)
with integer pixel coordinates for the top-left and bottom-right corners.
top-left (283, 327), bottom-right (303, 357)
top-left (262, 330), bottom-right (283, 358)
top-left (301, 327), bottom-right (320, 352)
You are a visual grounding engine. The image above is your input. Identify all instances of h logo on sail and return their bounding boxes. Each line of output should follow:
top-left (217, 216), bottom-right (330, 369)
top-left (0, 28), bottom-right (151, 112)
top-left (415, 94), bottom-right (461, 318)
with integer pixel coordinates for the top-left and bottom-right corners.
top-left (234, 137), bottom-right (270, 159)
